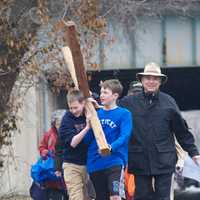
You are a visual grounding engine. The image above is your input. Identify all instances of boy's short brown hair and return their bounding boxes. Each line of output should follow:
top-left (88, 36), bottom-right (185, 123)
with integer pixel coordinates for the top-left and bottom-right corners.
top-left (67, 89), bottom-right (85, 104)
top-left (100, 79), bottom-right (123, 97)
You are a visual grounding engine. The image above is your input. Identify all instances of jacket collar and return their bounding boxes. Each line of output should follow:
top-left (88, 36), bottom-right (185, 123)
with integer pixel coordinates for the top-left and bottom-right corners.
top-left (143, 90), bottom-right (159, 98)
top-left (142, 89), bottom-right (159, 105)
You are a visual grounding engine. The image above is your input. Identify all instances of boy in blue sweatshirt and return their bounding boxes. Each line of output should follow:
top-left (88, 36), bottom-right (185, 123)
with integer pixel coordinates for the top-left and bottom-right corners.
top-left (85, 79), bottom-right (133, 200)
top-left (58, 90), bottom-right (90, 200)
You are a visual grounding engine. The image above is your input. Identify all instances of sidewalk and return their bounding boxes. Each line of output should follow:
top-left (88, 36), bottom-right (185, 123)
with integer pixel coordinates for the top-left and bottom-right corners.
top-left (0, 196), bottom-right (31, 200)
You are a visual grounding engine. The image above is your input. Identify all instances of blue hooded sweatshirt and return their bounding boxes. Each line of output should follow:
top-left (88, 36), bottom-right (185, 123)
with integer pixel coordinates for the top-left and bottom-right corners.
top-left (58, 111), bottom-right (87, 165)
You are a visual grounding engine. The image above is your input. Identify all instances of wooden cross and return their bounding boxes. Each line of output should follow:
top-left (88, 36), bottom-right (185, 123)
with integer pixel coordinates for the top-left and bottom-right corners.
top-left (62, 21), bottom-right (110, 155)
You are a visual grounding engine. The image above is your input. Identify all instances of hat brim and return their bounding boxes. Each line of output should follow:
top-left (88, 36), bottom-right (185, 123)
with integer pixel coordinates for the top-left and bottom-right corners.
top-left (136, 72), bottom-right (168, 84)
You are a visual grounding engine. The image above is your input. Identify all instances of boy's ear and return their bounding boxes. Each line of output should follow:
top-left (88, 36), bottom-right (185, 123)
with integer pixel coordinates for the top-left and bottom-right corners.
top-left (113, 93), bottom-right (119, 99)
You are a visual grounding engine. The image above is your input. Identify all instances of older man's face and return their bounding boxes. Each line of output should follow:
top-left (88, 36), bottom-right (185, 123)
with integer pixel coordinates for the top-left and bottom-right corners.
top-left (141, 75), bottom-right (161, 93)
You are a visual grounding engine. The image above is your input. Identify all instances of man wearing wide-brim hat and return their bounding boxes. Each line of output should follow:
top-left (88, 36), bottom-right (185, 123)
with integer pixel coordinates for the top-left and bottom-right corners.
top-left (118, 62), bottom-right (200, 200)
top-left (136, 62), bottom-right (167, 84)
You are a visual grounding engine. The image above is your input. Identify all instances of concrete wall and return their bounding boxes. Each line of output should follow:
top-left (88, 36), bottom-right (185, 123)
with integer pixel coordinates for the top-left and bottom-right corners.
top-left (0, 87), bottom-right (38, 197)
top-left (196, 17), bottom-right (200, 65)
top-left (135, 18), bottom-right (163, 68)
top-left (165, 17), bottom-right (194, 66)
top-left (96, 16), bottom-right (200, 69)
top-left (0, 80), bottom-right (57, 198)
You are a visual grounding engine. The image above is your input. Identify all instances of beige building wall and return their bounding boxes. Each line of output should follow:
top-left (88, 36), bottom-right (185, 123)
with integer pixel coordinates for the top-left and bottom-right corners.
top-left (0, 80), bottom-right (57, 197)
top-left (0, 86), bottom-right (38, 197)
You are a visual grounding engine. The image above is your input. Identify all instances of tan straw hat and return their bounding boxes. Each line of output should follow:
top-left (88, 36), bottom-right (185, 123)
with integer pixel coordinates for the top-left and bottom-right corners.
top-left (136, 62), bottom-right (168, 84)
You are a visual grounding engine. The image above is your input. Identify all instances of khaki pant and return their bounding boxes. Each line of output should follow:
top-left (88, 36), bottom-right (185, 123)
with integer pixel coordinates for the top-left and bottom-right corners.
top-left (63, 162), bottom-right (89, 200)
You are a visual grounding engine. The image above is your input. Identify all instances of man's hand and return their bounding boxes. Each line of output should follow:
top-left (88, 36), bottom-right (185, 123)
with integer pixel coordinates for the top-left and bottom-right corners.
top-left (192, 155), bottom-right (200, 166)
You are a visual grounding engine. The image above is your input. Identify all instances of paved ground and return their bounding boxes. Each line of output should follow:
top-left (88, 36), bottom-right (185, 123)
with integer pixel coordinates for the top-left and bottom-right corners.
top-left (175, 187), bottom-right (200, 200)
top-left (1, 188), bottom-right (200, 200)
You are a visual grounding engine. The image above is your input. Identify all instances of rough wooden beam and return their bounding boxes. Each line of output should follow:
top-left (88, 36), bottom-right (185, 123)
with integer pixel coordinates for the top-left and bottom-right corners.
top-left (62, 21), bottom-right (110, 155)
top-left (65, 22), bottom-right (90, 98)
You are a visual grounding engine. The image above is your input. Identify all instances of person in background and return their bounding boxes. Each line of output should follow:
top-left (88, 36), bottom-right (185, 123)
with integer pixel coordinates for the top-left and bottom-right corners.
top-left (118, 62), bottom-right (200, 200)
top-left (126, 80), bottom-right (196, 200)
top-left (39, 110), bottom-right (66, 159)
top-left (37, 109), bottom-right (68, 200)
top-left (127, 81), bottom-right (143, 96)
